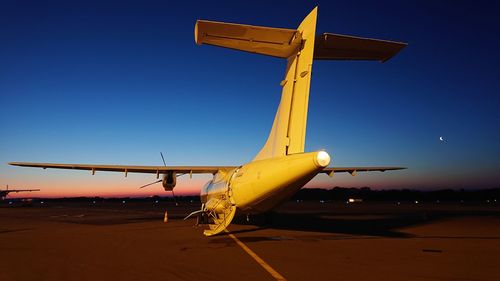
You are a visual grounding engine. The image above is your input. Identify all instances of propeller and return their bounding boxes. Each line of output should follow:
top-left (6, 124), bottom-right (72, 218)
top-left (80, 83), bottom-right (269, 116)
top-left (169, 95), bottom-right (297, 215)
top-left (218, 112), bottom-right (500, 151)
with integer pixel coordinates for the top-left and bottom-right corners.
top-left (171, 189), bottom-right (179, 206)
top-left (139, 179), bottom-right (161, 189)
top-left (138, 152), bottom-right (166, 189)
top-left (138, 152), bottom-right (179, 206)
top-left (160, 152), bottom-right (166, 166)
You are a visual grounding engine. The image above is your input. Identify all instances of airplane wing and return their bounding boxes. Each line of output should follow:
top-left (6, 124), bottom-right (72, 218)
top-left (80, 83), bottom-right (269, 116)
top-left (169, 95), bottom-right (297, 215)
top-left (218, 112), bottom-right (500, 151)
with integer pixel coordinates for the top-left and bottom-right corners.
top-left (7, 189), bottom-right (40, 193)
top-left (9, 162), bottom-right (405, 177)
top-left (320, 167), bottom-right (406, 176)
top-left (8, 162), bottom-right (237, 177)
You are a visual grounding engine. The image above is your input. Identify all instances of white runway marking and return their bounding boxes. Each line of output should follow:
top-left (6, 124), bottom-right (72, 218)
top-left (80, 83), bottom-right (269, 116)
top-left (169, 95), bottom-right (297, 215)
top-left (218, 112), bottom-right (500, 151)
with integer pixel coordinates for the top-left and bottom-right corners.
top-left (225, 229), bottom-right (286, 281)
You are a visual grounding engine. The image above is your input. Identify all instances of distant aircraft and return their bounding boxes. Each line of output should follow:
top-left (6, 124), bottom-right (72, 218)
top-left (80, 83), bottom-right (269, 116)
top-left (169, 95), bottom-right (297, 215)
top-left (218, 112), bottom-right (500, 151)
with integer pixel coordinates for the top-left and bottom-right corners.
top-left (0, 185), bottom-right (40, 200)
top-left (10, 7), bottom-right (406, 236)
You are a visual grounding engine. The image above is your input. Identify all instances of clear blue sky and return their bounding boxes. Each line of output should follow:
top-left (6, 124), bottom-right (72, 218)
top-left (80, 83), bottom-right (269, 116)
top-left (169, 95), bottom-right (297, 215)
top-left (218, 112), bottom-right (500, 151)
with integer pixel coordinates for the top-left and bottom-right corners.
top-left (1, 0), bottom-right (499, 196)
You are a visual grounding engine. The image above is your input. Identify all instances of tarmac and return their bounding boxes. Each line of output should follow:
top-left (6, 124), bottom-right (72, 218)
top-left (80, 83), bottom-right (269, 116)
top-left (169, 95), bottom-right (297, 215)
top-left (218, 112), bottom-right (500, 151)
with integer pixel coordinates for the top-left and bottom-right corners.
top-left (1, 200), bottom-right (499, 281)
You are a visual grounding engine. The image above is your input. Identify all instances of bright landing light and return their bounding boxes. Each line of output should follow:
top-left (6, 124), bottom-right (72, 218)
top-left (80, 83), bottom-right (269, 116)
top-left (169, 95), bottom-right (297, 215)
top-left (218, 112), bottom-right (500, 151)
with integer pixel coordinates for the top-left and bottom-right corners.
top-left (315, 151), bottom-right (331, 167)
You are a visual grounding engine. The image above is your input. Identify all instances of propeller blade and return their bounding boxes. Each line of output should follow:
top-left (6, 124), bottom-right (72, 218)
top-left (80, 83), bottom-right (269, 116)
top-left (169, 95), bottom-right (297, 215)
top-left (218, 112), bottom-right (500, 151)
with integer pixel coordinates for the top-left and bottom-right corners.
top-left (160, 152), bottom-right (166, 167)
top-left (139, 179), bottom-right (162, 189)
top-left (171, 189), bottom-right (179, 206)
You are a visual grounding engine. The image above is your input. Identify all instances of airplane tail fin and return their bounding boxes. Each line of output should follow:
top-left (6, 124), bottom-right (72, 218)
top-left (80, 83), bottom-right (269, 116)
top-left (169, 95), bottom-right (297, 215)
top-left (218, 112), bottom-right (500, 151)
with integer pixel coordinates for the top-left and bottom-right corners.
top-left (195, 7), bottom-right (406, 161)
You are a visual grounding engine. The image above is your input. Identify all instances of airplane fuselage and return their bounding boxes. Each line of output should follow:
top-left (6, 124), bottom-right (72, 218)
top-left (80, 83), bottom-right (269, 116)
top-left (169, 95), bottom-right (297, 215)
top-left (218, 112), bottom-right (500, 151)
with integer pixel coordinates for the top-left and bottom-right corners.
top-left (201, 151), bottom-right (330, 215)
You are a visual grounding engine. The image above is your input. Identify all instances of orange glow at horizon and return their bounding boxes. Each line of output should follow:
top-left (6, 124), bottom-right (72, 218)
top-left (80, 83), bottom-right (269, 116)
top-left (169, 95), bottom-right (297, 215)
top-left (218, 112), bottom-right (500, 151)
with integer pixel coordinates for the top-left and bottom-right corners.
top-left (3, 173), bottom-right (211, 198)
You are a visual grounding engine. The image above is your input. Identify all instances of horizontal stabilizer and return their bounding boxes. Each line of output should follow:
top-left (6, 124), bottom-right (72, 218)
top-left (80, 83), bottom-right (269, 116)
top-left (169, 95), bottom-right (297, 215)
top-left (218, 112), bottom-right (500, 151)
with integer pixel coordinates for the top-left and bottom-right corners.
top-left (320, 166), bottom-right (406, 177)
top-left (195, 20), bottom-right (406, 62)
top-left (314, 33), bottom-right (407, 62)
top-left (195, 20), bottom-right (302, 58)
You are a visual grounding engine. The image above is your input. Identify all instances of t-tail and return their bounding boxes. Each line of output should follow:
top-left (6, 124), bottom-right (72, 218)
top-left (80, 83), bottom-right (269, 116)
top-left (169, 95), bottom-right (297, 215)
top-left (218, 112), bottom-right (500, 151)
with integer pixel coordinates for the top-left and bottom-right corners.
top-left (195, 7), bottom-right (406, 161)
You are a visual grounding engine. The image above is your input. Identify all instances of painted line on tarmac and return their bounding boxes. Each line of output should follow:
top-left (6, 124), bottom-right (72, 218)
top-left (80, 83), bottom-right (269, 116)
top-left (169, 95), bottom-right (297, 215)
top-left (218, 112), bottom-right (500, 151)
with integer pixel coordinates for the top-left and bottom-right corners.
top-left (225, 229), bottom-right (286, 281)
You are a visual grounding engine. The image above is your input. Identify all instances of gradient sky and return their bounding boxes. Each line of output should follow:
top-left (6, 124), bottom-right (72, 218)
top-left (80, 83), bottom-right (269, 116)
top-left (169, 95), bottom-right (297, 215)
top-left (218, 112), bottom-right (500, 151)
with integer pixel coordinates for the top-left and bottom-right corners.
top-left (1, 0), bottom-right (499, 198)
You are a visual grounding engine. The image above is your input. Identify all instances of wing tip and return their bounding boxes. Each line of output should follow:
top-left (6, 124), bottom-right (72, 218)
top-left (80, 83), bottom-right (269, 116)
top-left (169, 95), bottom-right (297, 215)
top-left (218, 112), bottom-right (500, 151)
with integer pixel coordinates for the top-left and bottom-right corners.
top-left (382, 167), bottom-right (407, 171)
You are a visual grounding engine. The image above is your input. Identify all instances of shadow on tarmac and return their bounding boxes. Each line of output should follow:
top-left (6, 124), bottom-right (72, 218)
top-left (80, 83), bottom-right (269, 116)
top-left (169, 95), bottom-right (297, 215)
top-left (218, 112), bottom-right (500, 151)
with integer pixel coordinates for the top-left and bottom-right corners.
top-left (226, 207), bottom-right (500, 239)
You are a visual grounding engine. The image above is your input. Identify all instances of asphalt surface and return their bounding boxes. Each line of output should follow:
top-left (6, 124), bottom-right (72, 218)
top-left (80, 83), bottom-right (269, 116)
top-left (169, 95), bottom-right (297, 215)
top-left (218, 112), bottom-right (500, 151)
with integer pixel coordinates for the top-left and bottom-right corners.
top-left (1, 200), bottom-right (499, 281)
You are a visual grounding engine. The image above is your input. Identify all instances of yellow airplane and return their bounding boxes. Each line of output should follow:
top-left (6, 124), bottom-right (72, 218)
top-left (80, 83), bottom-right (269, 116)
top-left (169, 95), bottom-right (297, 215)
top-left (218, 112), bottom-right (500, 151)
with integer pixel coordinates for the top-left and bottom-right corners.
top-left (9, 7), bottom-right (406, 236)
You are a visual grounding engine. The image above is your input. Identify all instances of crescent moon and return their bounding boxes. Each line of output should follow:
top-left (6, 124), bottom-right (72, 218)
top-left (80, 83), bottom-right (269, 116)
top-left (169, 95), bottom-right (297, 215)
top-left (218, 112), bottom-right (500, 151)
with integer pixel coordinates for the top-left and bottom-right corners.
top-left (439, 136), bottom-right (444, 141)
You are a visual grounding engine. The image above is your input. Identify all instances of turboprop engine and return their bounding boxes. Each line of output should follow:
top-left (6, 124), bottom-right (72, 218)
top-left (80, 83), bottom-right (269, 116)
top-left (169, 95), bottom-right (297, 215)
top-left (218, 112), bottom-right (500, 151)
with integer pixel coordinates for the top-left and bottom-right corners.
top-left (162, 171), bottom-right (176, 191)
